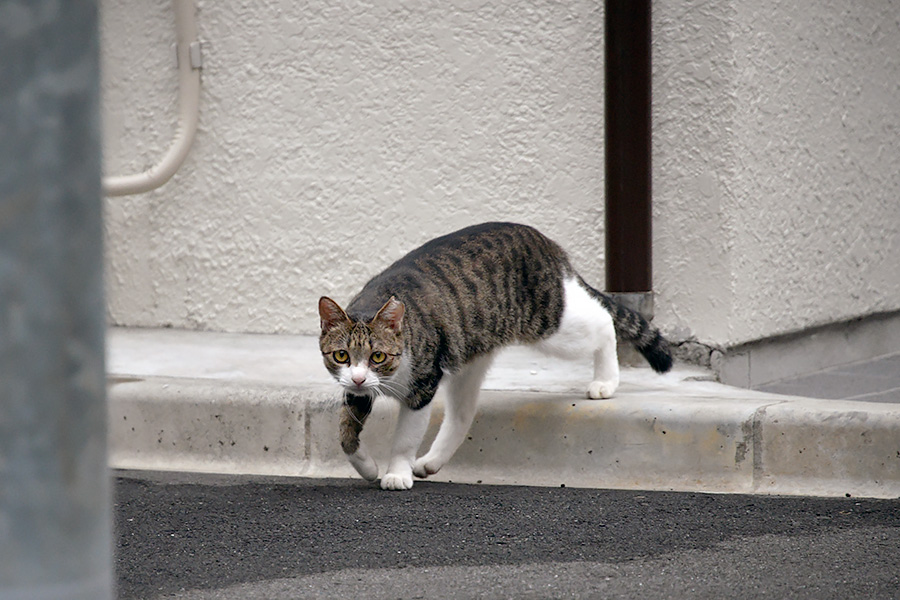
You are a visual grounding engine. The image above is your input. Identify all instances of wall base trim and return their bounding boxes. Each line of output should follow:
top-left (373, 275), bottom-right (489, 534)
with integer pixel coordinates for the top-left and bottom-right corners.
top-left (713, 310), bottom-right (900, 389)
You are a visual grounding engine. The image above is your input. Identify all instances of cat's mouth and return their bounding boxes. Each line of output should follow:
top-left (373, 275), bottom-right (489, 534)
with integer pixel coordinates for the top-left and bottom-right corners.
top-left (339, 375), bottom-right (379, 396)
top-left (348, 381), bottom-right (374, 393)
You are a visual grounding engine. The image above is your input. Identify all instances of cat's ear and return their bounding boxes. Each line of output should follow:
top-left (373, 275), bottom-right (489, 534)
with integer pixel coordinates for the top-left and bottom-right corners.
top-left (319, 296), bottom-right (350, 333)
top-left (372, 296), bottom-right (404, 334)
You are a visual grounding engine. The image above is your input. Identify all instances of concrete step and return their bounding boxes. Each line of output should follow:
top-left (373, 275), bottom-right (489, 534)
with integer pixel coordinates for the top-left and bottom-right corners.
top-left (106, 328), bottom-right (900, 498)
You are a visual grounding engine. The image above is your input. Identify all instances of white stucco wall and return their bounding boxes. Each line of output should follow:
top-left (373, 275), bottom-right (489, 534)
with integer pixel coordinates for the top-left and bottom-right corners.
top-left (101, 0), bottom-right (607, 333)
top-left (101, 0), bottom-right (900, 349)
top-left (653, 0), bottom-right (900, 346)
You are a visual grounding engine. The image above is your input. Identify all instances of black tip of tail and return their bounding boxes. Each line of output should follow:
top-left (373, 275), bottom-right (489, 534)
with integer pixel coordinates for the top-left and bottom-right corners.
top-left (577, 277), bottom-right (674, 373)
top-left (639, 330), bottom-right (674, 374)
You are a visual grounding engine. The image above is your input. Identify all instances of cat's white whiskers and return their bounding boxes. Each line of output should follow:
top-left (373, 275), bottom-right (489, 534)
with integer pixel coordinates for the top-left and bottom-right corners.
top-left (376, 355), bottom-right (412, 400)
top-left (377, 378), bottom-right (408, 400)
top-left (344, 405), bottom-right (365, 426)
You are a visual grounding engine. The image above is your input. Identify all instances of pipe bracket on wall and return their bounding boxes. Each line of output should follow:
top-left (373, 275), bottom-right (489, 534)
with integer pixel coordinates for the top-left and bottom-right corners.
top-left (173, 40), bottom-right (204, 69)
top-left (189, 41), bottom-right (203, 69)
top-left (102, 0), bottom-right (202, 197)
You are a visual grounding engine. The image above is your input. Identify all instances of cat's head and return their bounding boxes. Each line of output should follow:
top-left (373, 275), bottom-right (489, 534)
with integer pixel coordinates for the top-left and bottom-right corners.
top-left (318, 296), bottom-right (406, 398)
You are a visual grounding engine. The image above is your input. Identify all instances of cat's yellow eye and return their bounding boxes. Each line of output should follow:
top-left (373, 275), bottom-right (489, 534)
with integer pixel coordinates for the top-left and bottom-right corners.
top-left (370, 351), bottom-right (387, 364)
top-left (332, 350), bottom-right (350, 364)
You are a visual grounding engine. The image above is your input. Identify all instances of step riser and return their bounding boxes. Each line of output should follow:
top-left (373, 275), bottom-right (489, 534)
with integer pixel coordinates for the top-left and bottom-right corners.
top-left (108, 378), bottom-right (900, 498)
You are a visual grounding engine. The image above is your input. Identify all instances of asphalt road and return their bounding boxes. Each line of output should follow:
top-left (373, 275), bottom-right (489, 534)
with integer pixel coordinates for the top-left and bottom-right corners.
top-left (115, 472), bottom-right (900, 599)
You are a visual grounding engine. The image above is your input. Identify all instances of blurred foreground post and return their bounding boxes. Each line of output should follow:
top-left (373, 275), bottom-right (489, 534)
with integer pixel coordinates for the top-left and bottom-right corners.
top-left (0, 1), bottom-right (111, 599)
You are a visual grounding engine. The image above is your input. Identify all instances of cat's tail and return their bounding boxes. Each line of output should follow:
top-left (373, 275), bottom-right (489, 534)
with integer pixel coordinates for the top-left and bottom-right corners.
top-left (578, 277), bottom-right (673, 373)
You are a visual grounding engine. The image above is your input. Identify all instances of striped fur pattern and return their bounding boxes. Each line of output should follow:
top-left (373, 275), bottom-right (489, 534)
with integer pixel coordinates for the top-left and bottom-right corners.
top-left (319, 222), bottom-right (672, 490)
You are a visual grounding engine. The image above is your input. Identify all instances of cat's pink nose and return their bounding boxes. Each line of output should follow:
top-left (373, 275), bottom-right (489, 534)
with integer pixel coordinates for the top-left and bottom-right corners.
top-left (351, 374), bottom-right (366, 387)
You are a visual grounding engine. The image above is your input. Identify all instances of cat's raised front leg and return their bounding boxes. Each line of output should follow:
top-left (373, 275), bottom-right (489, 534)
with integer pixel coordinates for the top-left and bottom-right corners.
top-left (340, 395), bottom-right (378, 482)
top-left (381, 402), bottom-right (432, 491)
top-left (413, 353), bottom-right (494, 479)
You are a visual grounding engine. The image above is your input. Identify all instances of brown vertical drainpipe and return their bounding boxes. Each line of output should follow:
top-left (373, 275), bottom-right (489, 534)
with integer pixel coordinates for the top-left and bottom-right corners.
top-left (605, 0), bottom-right (654, 318)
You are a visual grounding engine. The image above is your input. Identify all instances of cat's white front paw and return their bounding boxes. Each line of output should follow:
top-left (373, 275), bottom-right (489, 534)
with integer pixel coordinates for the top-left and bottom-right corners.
top-left (587, 380), bottom-right (617, 399)
top-left (381, 472), bottom-right (414, 490)
top-left (348, 450), bottom-right (379, 482)
top-left (412, 455), bottom-right (442, 479)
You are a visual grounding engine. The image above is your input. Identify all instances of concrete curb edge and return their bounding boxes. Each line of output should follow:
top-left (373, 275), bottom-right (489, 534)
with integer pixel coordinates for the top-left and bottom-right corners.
top-left (107, 376), bottom-right (900, 499)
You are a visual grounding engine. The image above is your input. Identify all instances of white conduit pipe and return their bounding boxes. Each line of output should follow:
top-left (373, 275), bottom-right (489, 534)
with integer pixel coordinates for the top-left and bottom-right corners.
top-left (103, 0), bottom-right (201, 196)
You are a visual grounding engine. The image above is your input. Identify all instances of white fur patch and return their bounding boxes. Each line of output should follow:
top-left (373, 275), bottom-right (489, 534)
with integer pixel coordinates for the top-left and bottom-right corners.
top-left (536, 277), bottom-right (619, 398)
top-left (348, 448), bottom-right (379, 481)
top-left (335, 364), bottom-right (380, 395)
top-left (382, 403), bottom-right (432, 490)
top-left (413, 352), bottom-right (494, 478)
top-left (537, 278), bottom-right (615, 358)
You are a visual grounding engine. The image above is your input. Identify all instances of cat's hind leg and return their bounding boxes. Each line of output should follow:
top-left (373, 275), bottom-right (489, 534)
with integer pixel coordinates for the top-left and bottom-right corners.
top-left (537, 277), bottom-right (619, 399)
top-left (588, 334), bottom-right (619, 399)
top-left (413, 353), bottom-right (494, 479)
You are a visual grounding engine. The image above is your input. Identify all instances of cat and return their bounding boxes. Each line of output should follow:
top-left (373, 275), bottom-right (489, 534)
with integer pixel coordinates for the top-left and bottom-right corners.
top-left (318, 222), bottom-right (672, 490)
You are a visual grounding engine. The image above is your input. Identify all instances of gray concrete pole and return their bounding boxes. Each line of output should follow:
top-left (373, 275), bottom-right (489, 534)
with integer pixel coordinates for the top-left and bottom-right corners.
top-left (0, 1), bottom-right (112, 599)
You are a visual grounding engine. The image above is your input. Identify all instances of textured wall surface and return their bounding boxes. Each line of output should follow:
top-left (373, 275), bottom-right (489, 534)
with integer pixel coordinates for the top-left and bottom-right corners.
top-left (726, 1), bottom-right (900, 343)
top-left (653, 0), bottom-right (900, 345)
top-left (653, 0), bottom-right (739, 344)
top-left (101, 0), bottom-right (606, 333)
top-left (102, 0), bottom-right (900, 348)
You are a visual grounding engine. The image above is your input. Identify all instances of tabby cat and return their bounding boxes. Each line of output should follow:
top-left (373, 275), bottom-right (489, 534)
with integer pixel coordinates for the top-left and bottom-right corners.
top-left (319, 222), bottom-right (672, 490)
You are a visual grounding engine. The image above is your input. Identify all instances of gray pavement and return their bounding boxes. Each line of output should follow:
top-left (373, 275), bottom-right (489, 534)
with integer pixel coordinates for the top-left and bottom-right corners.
top-left (756, 351), bottom-right (900, 403)
top-left (105, 328), bottom-right (900, 498)
top-left (114, 471), bottom-right (900, 600)
top-left (108, 329), bottom-right (900, 598)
